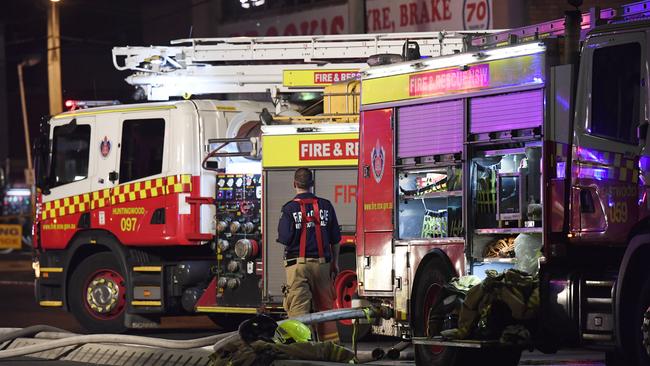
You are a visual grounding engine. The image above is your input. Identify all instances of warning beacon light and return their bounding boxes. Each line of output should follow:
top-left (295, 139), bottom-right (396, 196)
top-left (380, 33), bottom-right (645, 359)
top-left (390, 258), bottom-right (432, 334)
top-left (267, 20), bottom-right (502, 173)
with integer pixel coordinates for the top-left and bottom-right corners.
top-left (65, 100), bottom-right (120, 111)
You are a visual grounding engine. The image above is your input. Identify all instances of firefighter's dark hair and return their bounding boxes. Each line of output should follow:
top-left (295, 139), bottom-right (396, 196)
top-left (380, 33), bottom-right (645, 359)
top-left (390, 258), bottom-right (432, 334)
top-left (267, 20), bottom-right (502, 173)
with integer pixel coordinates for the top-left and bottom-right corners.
top-left (294, 168), bottom-right (313, 189)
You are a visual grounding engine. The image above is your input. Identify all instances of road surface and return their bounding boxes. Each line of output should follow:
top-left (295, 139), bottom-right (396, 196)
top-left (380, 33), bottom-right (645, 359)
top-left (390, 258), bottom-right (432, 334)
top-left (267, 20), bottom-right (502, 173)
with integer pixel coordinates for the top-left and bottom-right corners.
top-left (0, 251), bottom-right (606, 365)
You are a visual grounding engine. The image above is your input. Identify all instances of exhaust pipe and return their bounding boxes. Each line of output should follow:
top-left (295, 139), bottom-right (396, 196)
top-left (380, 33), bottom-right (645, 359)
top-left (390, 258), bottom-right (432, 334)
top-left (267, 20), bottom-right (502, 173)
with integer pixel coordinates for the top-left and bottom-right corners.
top-left (386, 340), bottom-right (411, 360)
top-left (355, 348), bottom-right (385, 363)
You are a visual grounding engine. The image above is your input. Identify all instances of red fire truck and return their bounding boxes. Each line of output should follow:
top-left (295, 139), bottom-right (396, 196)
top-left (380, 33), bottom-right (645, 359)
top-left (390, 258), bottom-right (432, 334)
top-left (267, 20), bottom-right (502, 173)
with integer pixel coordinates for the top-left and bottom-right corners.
top-left (355, 2), bottom-right (650, 365)
top-left (31, 33), bottom-right (475, 334)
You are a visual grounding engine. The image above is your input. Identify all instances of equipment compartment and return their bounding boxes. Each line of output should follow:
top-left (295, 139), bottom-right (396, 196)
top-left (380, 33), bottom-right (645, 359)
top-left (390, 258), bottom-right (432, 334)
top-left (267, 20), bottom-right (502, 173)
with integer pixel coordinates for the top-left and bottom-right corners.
top-left (468, 144), bottom-right (543, 276)
top-left (397, 166), bottom-right (463, 239)
top-left (470, 145), bottom-right (542, 231)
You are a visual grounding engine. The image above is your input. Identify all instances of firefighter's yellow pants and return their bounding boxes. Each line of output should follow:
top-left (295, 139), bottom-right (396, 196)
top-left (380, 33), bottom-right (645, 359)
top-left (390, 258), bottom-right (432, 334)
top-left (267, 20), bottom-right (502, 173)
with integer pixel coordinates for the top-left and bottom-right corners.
top-left (283, 260), bottom-right (339, 343)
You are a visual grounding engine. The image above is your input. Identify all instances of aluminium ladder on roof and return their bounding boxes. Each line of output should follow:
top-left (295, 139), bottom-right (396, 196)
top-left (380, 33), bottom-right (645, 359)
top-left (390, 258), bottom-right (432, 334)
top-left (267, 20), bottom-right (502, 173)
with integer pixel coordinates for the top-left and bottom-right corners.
top-left (472, 0), bottom-right (650, 48)
top-left (111, 32), bottom-right (490, 100)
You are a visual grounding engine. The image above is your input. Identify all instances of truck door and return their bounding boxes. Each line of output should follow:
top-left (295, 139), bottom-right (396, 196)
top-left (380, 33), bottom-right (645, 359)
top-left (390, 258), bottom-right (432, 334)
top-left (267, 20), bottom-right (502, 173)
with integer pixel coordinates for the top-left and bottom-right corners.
top-left (573, 32), bottom-right (646, 243)
top-left (40, 116), bottom-right (94, 248)
top-left (48, 116), bottom-right (95, 199)
top-left (264, 170), bottom-right (297, 302)
top-left (357, 109), bottom-right (394, 293)
top-left (91, 114), bottom-right (119, 228)
top-left (108, 112), bottom-right (169, 242)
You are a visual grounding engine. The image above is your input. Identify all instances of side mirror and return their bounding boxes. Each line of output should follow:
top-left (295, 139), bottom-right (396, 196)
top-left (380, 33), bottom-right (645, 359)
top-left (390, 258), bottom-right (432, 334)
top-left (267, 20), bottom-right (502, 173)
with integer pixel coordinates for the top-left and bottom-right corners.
top-left (34, 119), bottom-right (51, 195)
top-left (638, 120), bottom-right (649, 142)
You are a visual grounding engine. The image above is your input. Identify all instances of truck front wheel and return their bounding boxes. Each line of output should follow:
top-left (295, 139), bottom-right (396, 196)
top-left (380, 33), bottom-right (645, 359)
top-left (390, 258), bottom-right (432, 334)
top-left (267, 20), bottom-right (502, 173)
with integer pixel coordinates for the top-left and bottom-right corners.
top-left (635, 275), bottom-right (650, 366)
top-left (68, 252), bottom-right (128, 333)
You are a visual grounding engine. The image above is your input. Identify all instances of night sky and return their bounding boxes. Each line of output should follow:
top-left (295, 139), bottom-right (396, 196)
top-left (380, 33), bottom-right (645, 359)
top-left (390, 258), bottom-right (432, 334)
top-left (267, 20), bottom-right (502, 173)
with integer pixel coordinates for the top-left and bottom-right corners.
top-left (2, 0), bottom-right (148, 179)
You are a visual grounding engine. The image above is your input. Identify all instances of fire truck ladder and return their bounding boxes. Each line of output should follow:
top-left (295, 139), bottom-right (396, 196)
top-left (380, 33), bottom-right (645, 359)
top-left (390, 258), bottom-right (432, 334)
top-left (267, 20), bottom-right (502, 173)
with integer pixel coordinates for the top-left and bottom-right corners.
top-left (472, 0), bottom-right (650, 48)
top-left (112, 32), bottom-right (488, 101)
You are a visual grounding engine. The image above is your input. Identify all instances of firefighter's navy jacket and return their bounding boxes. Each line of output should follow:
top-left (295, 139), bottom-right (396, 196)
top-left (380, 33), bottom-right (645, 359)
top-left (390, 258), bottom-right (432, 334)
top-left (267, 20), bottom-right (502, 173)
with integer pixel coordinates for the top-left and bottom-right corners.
top-left (277, 193), bottom-right (341, 262)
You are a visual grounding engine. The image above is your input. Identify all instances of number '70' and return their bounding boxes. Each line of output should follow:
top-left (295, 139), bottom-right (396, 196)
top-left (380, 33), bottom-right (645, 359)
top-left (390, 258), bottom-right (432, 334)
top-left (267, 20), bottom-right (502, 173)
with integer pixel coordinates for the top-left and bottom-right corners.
top-left (466, 1), bottom-right (487, 22)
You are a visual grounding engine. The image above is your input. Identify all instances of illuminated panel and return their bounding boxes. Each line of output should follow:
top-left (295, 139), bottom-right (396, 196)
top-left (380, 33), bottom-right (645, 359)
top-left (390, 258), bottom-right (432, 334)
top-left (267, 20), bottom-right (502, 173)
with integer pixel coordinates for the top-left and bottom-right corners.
top-left (408, 64), bottom-right (489, 97)
top-left (362, 44), bottom-right (545, 106)
top-left (283, 69), bottom-right (360, 88)
top-left (262, 132), bottom-right (359, 168)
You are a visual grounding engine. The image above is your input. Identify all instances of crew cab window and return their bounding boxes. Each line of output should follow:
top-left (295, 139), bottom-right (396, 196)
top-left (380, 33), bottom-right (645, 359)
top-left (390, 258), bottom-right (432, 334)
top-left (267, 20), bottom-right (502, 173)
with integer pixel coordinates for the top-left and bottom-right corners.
top-left (591, 42), bottom-right (641, 144)
top-left (119, 118), bottom-right (165, 183)
top-left (50, 124), bottom-right (91, 187)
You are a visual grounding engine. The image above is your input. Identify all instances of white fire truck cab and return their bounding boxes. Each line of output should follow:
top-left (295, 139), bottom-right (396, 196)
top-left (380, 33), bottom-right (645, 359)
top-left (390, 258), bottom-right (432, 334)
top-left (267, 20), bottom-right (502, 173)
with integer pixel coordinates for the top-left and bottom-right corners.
top-left (33, 99), bottom-right (270, 331)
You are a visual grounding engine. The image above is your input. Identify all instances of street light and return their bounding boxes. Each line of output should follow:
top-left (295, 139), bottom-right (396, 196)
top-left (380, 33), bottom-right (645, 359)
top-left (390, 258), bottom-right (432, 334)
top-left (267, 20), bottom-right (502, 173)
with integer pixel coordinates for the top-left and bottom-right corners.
top-left (17, 55), bottom-right (41, 185)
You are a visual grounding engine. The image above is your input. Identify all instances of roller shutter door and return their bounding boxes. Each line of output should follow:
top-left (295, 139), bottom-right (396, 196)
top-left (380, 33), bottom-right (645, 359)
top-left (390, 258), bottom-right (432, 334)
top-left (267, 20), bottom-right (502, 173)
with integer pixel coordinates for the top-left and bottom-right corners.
top-left (470, 89), bottom-right (544, 134)
top-left (397, 100), bottom-right (464, 158)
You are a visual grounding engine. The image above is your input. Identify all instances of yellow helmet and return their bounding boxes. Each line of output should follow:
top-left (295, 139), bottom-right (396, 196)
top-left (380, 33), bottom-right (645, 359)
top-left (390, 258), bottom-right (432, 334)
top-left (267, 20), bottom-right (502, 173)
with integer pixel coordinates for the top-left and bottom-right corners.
top-left (273, 320), bottom-right (312, 344)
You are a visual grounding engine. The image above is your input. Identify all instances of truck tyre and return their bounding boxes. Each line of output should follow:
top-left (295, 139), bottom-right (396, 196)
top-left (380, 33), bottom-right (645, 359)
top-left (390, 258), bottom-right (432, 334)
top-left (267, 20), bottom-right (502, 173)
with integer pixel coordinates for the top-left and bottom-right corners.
top-left (68, 252), bottom-right (128, 333)
top-left (335, 250), bottom-right (370, 342)
top-left (209, 314), bottom-right (251, 331)
top-left (634, 275), bottom-right (650, 366)
top-left (605, 351), bottom-right (628, 366)
top-left (412, 257), bottom-right (465, 366)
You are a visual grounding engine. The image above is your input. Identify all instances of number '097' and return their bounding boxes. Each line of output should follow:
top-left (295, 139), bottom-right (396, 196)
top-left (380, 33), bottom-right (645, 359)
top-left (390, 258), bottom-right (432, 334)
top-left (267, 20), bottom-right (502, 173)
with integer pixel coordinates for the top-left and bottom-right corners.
top-left (120, 217), bottom-right (138, 232)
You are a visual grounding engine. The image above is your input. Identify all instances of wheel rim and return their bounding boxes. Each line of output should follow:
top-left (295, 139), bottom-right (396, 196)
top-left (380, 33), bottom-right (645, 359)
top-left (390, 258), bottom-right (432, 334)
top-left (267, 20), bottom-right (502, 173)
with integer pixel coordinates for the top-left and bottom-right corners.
top-left (83, 268), bottom-right (126, 320)
top-left (423, 283), bottom-right (444, 355)
top-left (334, 270), bottom-right (358, 326)
top-left (642, 306), bottom-right (650, 358)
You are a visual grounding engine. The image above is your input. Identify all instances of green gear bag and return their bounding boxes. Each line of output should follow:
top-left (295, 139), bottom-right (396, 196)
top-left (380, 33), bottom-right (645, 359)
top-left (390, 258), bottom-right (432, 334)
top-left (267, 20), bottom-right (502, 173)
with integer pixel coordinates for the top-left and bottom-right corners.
top-left (440, 269), bottom-right (539, 342)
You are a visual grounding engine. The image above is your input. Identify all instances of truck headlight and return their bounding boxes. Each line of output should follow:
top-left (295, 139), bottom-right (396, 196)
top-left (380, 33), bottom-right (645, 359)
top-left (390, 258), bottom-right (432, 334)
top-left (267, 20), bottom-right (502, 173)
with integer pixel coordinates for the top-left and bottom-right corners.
top-left (234, 239), bottom-right (259, 260)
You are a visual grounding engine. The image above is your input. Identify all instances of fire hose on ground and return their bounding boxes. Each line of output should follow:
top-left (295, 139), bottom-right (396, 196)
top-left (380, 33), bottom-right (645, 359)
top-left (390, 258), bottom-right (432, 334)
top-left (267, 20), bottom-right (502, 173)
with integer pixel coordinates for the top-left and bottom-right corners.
top-left (0, 306), bottom-right (410, 362)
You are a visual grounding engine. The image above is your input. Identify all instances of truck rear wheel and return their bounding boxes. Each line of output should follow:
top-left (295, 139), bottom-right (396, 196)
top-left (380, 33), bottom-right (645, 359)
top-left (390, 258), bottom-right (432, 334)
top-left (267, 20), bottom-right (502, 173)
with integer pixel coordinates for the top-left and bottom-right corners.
top-left (335, 250), bottom-right (370, 342)
top-left (412, 257), bottom-right (462, 366)
top-left (68, 252), bottom-right (128, 333)
top-left (412, 257), bottom-right (521, 366)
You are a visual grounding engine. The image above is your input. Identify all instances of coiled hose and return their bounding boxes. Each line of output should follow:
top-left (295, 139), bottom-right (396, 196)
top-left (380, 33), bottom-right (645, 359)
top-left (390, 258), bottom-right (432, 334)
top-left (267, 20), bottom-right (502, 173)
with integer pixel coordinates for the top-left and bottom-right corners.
top-left (0, 307), bottom-right (381, 359)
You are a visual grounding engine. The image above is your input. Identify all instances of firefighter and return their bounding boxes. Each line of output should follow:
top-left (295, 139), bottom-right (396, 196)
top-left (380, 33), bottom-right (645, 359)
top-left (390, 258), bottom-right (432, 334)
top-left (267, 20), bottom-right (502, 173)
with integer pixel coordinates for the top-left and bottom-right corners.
top-left (277, 168), bottom-right (341, 343)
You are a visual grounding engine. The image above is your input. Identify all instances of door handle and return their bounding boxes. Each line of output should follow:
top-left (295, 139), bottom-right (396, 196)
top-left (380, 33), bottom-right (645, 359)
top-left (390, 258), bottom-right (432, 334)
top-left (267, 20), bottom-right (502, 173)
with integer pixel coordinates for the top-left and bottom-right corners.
top-left (108, 171), bottom-right (119, 183)
top-left (363, 165), bottom-right (370, 178)
top-left (98, 178), bottom-right (105, 184)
